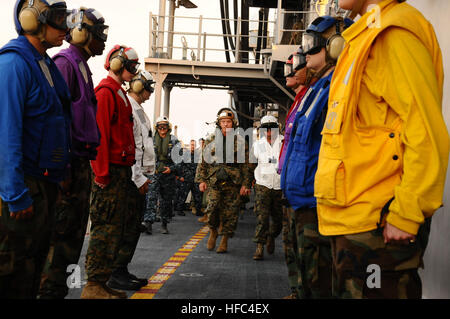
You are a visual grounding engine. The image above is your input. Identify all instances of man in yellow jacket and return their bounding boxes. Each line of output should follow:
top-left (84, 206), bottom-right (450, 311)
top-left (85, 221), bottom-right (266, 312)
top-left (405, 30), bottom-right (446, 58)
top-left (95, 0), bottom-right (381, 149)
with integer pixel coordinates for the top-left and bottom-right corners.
top-left (314, 0), bottom-right (449, 298)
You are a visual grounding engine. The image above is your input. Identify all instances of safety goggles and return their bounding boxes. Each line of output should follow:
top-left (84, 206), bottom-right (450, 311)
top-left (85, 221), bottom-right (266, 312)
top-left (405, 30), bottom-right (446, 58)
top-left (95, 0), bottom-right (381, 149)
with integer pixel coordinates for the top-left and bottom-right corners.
top-left (218, 111), bottom-right (234, 119)
top-left (124, 60), bottom-right (140, 75)
top-left (284, 53), bottom-right (295, 77)
top-left (67, 10), bottom-right (109, 41)
top-left (42, 7), bottom-right (71, 31)
top-left (85, 24), bottom-right (109, 42)
top-left (302, 32), bottom-right (327, 55)
top-left (260, 123), bottom-right (279, 129)
top-left (284, 62), bottom-right (295, 78)
top-left (143, 81), bottom-right (154, 93)
top-left (293, 52), bottom-right (307, 71)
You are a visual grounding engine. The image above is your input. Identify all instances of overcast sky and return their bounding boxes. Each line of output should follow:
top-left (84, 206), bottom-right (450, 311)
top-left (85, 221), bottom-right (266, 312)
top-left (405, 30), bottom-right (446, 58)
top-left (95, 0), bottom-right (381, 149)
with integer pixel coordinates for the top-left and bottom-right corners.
top-left (0, 0), bottom-right (268, 145)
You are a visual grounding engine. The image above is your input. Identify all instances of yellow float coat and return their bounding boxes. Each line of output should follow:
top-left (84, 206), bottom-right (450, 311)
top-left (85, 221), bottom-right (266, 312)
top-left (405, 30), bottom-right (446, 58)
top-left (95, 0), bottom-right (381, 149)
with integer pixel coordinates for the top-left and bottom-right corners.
top-left (315, 0), bottom-right (449, 236)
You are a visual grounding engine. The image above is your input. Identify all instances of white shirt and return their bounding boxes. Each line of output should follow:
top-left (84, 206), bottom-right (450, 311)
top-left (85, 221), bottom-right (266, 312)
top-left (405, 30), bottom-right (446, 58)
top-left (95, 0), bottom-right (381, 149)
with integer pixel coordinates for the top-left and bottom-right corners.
top-left (129, 96), bottom-right (156, 188)
top-left (252, 135), bottom-right (282, 190)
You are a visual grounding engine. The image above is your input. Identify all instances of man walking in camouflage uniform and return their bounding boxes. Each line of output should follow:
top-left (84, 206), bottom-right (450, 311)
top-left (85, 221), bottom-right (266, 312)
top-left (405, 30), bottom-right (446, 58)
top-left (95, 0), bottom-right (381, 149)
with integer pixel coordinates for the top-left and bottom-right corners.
top-left (175, 140), bottom-right (203, 217)
top-left (251, 115), bottom-right (283, 261)
top-left (149, 116), bottom-right (181, 234)
top-left (195, 108), bottom-right (254, 253)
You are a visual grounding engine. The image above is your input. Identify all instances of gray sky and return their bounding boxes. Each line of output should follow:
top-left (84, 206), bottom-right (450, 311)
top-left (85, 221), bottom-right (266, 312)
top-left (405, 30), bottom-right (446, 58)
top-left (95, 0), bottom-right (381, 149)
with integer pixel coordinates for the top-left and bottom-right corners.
top-left (1, 0), bottom-right (263, 145)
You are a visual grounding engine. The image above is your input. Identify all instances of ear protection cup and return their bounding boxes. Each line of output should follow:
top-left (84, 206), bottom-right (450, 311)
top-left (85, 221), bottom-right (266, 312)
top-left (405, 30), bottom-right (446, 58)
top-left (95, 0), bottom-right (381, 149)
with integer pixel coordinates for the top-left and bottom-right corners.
top-left (71, 26), bottom-right (88, 45)
top-left (110, 47), bottom-right (125, 72)
top-left (131, 79), bottom-right (144, 94)
top-left (70, 9), bottom-right (89, 45)
top-left (19, 1), bottom-right (40, 33)
top-left (326, 34), bottom-right (346, 60)
top-left (325, 20), bottom-right (345, 61)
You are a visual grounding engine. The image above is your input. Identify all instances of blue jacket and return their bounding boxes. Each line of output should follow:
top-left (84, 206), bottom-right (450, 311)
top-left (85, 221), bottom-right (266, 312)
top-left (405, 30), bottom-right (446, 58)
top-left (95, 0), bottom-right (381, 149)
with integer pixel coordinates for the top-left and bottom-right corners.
top-left (0, 36), bottom-right (71, 212)
top-left (281, 72), bottom-right (333, 210)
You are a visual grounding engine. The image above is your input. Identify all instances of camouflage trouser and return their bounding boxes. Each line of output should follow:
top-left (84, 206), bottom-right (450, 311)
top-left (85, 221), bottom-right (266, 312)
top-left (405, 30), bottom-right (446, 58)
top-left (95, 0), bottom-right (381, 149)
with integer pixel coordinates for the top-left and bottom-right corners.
top-left (174, 179), bottom-right (184, 208)
top-left (0, 175), bottom-right (58, 299)
top-left (143, 174), bottom-right (157, 223)
top-left (38, 157), bottom-right (92, 299)
top-left (253, 184), bottom-right (282, 243)
top-left (112, 179), bottom-right (144, 271)
top-left (297, 207), bottom-right (332, 299)
top-left (174, 181), bottom-right (202, 213)
top-left (330, 217), bottom-right (432, 299)
top-left (206, 183), bottom-right (241, 237)
top-left (84, 165), bottom-right (132, 283)
top-left (144, 173), bottom-right (175, 224)
top-left (202, 189), bottom-right (208, 208)
top-left (282, 205), bottom-right (300, 296)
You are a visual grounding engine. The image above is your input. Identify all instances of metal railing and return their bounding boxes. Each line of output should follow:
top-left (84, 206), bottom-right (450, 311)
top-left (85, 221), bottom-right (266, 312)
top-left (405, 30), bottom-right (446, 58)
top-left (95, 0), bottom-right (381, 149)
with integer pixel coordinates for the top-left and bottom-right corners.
top-left (148, 9), bottom-right (315, 64)
top-left (149, 13), bottom-right (276, 63)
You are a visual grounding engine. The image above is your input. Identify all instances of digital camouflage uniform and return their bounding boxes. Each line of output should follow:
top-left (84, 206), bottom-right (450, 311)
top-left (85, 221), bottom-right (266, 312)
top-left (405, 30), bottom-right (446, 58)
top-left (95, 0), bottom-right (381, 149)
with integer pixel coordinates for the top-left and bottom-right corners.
top-left (282, 205), bottom-right (331, 299)
top-left (253, 184), bottom-right (282, 244)
top-left (282, 205), bottom-right (300, 297)
top-left (331, 218), bottom-right (432, 299)
top-left (195, 129), bottom-right (254, 237)
top-left (85, 165), bottom-right (133, 283)
top-left (112, 178), bottom-right (144, 272)
top-left (144, 134), bottom-right (181, 225)
top-left (298, 207), bottom-right (332, 299)
top-left (175, 149), bottom-right (203, 214)
top-left (0, 177), bottom-right (58, 299)
top-left (144, 174), bottom-right (158, 223)
top-left (39, 157), bottom-right (91, 298)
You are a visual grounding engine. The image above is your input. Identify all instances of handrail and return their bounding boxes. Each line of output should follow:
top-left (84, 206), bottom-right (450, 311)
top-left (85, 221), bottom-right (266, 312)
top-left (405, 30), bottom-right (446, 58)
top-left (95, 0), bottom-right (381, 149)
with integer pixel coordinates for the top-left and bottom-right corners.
top-left (149, 9), bottom-right (315, 63)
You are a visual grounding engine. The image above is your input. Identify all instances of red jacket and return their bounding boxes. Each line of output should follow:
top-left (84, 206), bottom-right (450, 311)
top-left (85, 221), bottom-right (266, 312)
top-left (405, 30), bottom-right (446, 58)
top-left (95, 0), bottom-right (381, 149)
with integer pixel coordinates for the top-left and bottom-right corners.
top-left (91, 76), bottom-right (135, 185)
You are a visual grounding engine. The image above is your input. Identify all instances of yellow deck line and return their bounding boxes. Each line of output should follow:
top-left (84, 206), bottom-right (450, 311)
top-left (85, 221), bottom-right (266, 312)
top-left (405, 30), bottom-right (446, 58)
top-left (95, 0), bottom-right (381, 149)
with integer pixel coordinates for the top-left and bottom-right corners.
top-left (130, 225), bottom-right (209, 299)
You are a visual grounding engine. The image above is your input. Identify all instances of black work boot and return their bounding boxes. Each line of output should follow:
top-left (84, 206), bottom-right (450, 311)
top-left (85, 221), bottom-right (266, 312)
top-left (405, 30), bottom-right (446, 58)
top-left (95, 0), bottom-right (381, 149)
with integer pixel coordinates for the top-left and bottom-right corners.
top-left (107, 268), bottom-right (144, 291)
top-left (123, 268), bottom-right (148, 287)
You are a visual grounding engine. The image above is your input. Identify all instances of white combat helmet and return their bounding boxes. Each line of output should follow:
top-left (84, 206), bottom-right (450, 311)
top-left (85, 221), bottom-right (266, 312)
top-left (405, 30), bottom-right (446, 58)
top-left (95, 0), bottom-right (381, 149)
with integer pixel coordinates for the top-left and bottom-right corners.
top-left (260, 115), bottom-right (278, 128)
top-left (155, 116), bottom-right (172, 131)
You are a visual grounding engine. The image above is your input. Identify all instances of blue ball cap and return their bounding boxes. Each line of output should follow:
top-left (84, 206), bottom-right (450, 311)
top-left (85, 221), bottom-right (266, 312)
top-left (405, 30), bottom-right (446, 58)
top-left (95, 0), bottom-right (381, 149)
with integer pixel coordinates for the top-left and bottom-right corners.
top-left (306, 15), bottom-right (353, 34)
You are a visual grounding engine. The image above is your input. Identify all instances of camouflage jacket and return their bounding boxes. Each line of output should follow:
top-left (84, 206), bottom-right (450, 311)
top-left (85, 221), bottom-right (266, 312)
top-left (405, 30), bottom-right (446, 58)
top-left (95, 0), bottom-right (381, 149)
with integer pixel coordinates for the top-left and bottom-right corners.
top-left (195, 129), bottom-right (255, 188)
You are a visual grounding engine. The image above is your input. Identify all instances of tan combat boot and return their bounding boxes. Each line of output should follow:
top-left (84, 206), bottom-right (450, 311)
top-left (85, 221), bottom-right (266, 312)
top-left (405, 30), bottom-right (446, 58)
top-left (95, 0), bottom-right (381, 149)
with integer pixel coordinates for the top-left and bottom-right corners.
top-left (282, 291), bottom-right (299, 299)
top-left (216, 235), bottom-right (229, 253)
top-left (198, 214), bottom-right (208, 223)
top-left (207, 228), bottom-right (218, 250)
top-left (80, 281), bottom-right (127, 299)
top-left (266, 236), bottom-right (275, 255)
top-left (253, 243), bottom-right (264, 260)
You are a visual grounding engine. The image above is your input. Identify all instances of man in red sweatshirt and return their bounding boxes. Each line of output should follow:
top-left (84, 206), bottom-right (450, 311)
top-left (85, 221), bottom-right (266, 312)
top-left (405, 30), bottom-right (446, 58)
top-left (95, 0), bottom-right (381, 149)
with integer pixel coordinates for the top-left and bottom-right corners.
top-left (81, 45), bottom-right (139, 299)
